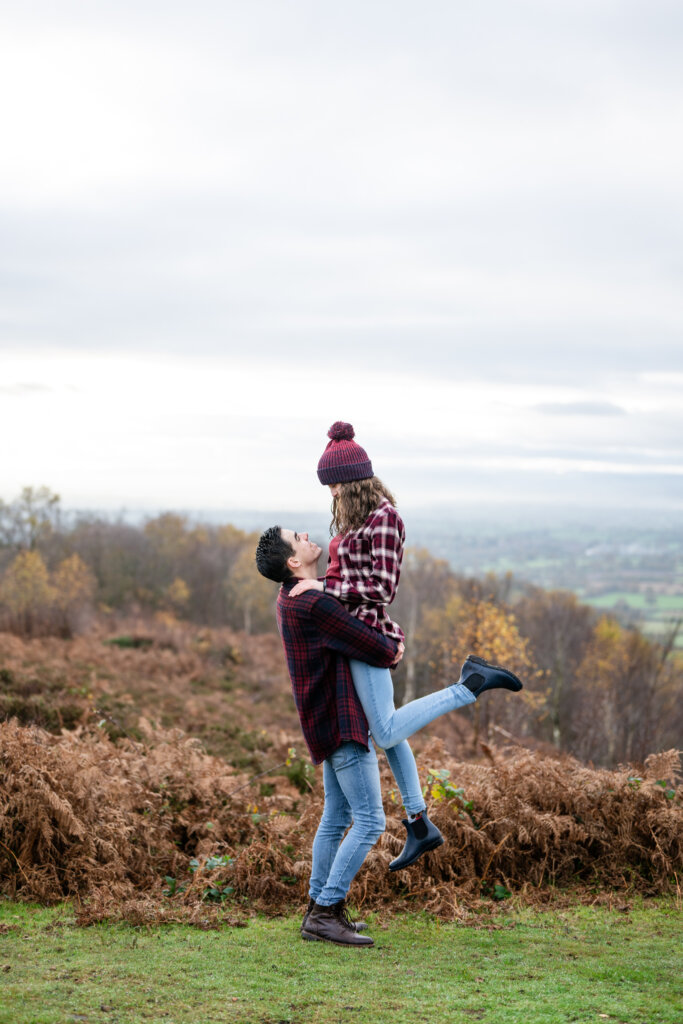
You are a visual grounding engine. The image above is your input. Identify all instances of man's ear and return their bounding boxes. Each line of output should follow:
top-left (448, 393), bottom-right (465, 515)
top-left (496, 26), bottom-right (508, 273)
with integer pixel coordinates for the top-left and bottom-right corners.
top-left (286, 554), bottom-right (301, 572)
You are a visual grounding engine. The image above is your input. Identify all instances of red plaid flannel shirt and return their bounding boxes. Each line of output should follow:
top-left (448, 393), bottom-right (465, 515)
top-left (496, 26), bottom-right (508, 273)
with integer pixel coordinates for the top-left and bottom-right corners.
top-left (276, 579), bottom-right (399, 764)
top-left (324, 500), bottom-right (406, 642)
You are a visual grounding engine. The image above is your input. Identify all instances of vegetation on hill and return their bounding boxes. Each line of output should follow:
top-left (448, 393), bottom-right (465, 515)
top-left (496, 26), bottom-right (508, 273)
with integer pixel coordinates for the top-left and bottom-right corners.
top-left (0, 487), bottom-right (682, 928)
top-left (3, 486), bottom-right (680, 767)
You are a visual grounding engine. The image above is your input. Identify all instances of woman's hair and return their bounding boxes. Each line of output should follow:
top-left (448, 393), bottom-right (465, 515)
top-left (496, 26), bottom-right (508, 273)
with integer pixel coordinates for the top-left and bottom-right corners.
top-left (329, 476), bottom-right (397, 535)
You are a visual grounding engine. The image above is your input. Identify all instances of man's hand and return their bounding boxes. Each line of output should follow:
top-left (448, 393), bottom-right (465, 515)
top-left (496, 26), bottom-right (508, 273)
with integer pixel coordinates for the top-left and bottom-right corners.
top-left (391, 641), bottom-right (405, 666)
top-left (289, 579), bottom-right (325, 598)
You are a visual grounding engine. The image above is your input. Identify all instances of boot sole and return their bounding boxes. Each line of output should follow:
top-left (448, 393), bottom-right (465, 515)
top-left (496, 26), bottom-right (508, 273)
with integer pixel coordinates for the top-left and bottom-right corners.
top-left (301, 919), bottom-right (367, 933)
top-left (466, 655), bottom-right (523, 690)
top-left (301, 929), bottom-right (373, 947)
top-left (388, 835), bottom-right (445, 871)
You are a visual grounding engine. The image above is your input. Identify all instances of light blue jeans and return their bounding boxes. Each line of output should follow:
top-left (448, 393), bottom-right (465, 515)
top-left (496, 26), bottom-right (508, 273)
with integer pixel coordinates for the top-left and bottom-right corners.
top-left (349, 660), bottom-right (476, 816)
top-left (310, 740), bottom-right (385, 906)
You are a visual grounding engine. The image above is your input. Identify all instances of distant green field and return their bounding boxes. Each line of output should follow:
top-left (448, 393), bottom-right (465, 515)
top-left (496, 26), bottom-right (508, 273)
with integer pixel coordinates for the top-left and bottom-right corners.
top-left (577, 591), bottom-right (683, 647)
top-left (583, 592), bottom-right (683, 612)
top-left (641, 620), bottom-right (683, 648)
top-left (584, 591), bottom-right (649, 609)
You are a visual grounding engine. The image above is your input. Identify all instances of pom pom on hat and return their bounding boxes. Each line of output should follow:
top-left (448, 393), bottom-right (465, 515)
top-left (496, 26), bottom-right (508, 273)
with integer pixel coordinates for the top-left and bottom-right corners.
top-left (328, 421), bottom-right (355, 442)
top-left (317, 421), bottom-right (373, 485)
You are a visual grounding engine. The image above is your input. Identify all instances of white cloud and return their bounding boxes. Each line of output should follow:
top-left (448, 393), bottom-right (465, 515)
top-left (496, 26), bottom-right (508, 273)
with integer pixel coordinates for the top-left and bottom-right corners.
top-left (1, 3), bottom-right (682, 511)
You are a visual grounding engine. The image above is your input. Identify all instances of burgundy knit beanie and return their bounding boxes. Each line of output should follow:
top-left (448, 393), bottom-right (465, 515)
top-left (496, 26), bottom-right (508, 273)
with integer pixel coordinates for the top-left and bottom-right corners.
top-left (317, 422), bottom-right (373, 485)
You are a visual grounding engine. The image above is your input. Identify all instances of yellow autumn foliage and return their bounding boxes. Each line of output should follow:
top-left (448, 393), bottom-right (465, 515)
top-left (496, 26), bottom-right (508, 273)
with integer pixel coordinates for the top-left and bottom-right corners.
top-left (165, 577), bottom-right (191, 611)
top-left (224, 546), bottom-right (277, 634)
top-left (0, 551), bottom-right (96, 637)
top-left (52, 554), bottom-right (97, 611)
top-left (421, 595), bottom-right (534, 684)
top-left (0, 549), bottom-right (55, 620)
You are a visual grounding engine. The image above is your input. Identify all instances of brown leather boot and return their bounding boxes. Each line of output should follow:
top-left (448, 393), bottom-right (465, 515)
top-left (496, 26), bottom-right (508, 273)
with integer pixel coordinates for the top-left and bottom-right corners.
top-left (301, 900), bottom-right (374, 947)
top-left (301, 897), bottom-right (368, 934)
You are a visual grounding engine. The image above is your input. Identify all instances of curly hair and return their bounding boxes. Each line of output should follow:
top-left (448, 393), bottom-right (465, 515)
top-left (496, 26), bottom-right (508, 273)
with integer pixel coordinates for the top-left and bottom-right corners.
top-left (329, 476), bottom-right (397, 536)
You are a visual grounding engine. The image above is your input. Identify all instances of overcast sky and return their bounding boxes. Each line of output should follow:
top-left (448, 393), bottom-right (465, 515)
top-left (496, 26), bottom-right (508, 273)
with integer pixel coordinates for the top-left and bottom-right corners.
top-left (1, 1), bottom-right (682, 516)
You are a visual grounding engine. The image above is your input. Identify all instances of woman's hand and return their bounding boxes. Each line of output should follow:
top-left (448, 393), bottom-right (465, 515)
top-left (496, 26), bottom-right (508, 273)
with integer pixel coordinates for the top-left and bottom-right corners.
top-left (391, 642), bottom-right (405, 666)
top-left (289, 579), bottom-right (325, 598)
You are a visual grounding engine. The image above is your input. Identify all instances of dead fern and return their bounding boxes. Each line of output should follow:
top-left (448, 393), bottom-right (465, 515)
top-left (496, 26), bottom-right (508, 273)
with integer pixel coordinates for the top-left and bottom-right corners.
top-left (1, 719), bottom-right (680, 926)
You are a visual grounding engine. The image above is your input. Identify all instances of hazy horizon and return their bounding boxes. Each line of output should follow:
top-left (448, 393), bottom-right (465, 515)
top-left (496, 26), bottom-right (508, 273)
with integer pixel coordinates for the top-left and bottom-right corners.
top-left (49, 498), bottom-right (683, 534)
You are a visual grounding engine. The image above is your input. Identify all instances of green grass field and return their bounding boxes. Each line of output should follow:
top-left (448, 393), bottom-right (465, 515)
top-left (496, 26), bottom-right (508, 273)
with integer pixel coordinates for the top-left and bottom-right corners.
top-left (578, 592), bottom-right (683, 647)
top-left (581, 592), bottom-right (683, 612)
top-left (1, 900), bottom-right (681, 1024)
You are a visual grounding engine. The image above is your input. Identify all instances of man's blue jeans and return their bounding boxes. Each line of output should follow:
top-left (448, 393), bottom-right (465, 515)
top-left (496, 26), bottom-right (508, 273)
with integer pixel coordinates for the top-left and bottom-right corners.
top-left (309, 740), bottom-right (385, 906)
top-left (349, 661), bottom-right (476, 816)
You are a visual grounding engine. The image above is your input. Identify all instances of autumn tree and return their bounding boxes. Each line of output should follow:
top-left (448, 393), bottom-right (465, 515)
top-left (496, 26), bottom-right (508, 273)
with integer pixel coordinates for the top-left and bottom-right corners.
top-left (456, 570), bottom-right (516, 606)
top-left (52, 554), bottom-right (97, 638)
top-left (419, 595), bottom-right (536, 749)
top-left (164, 577), bottom-right (191, 615)
top-left (0, 550), bottom-right (55, 636)
top-left (68, 517), bottom-right (150, 609)
top-left (224, 545), bottom-right (277, 634)
top-left (186, 523), bottom-right (247, 624)
top-left (61, 511), bottom-right (268, 626)
top-left (391, 547), bottom-right (459, 704)
top-left (570, 617), bottom-right (682, 766)
top-left (143, 514), bottom-right (191, 590)
top-left (514, 587), bottom-right (595, 751)
top-left (0, 486), bottom-right (61, 557)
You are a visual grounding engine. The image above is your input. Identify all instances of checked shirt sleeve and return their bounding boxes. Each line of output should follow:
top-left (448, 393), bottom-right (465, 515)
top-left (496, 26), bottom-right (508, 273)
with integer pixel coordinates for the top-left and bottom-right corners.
top-left (311, 595), bottom-right (398, 668)
top-left (325, 506), bottom-right (405, 607)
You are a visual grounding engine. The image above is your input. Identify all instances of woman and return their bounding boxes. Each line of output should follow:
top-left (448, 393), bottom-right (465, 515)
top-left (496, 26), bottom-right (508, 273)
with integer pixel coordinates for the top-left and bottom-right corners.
top-left (289, 421), bottom-right (523, 870)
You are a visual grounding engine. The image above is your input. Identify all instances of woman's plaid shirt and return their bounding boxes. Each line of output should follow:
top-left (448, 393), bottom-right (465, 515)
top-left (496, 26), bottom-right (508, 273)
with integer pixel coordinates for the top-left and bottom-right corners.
top-left (324, 499), bottom-right (406, 642)
top-left (276, 578), bottom-right (399, 764)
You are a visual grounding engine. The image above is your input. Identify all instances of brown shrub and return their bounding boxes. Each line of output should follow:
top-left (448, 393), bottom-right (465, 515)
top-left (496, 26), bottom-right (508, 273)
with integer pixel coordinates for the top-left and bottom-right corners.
top-left (0, 617), bottom-right (295, 764)
top-left (1, 718), bottom-right (680, 926)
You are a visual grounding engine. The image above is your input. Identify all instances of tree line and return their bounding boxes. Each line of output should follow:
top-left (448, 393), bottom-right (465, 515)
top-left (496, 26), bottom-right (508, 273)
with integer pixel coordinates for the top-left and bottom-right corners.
top-left (1, 487), bottom-right (681, 767)
top-left (0, 487), bottom-right (275, 635)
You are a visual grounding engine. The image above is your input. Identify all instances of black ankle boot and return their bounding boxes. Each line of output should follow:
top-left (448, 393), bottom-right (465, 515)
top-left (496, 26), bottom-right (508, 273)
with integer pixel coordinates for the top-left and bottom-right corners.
top-left (388, 811), bottom-right (444, 871)
top-left (459, 655), bottom-right (523, 697)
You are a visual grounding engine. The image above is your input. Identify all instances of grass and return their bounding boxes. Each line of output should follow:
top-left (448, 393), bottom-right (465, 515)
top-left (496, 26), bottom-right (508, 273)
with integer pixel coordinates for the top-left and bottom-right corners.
top-left (1, 900), bottom-right (682, 1024)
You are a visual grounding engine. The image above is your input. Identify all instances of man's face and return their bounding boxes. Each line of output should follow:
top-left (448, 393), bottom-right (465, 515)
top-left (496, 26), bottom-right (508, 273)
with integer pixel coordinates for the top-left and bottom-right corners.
top-left (281, 528), bottom-right (321, 572)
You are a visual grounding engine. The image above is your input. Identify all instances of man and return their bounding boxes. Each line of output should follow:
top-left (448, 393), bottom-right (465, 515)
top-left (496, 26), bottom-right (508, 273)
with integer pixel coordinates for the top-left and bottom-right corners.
top-left (255, 525), bottom-right (403, 947)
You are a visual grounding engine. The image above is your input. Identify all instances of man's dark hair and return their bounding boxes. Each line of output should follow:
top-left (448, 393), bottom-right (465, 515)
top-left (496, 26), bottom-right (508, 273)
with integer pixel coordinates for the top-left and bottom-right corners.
top-left (255, 525), bottom-right (295, 583)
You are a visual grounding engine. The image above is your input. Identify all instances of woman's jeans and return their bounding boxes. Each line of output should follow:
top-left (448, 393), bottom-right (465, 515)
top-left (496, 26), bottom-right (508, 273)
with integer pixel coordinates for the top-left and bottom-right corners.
top-left (310, 740), bottom-right (385, 906)
top-left (349, 660), bottom-right (476, 816)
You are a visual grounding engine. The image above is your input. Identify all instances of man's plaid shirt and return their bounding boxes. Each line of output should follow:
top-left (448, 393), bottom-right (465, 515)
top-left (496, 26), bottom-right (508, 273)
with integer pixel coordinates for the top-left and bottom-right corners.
top-left (324, 499), bottom-right (406, 642)
top-left (276, 578), bottom-right (399, 764)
